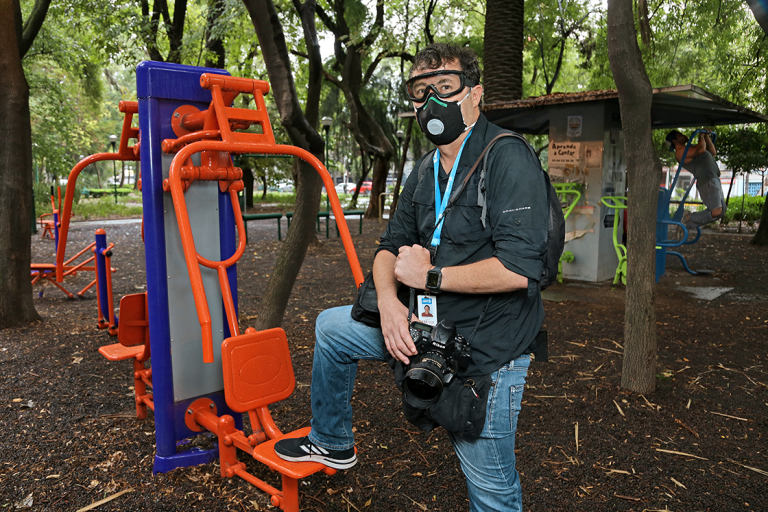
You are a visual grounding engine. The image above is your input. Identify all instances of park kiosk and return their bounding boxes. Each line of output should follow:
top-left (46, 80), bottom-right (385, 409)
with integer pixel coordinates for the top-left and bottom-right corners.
top-left (481, 85), bottom-right (768, 282)
top-left (135, 61), bottom-right (363, 511)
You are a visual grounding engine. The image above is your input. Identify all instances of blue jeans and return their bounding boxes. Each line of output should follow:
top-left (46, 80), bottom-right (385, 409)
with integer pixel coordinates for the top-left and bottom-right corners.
top-left (308, 306), bottom-right (530, 511)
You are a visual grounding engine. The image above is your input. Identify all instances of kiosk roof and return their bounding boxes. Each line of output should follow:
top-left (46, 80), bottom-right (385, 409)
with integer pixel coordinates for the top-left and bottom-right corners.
top-left (399, 84), bottom-right (768, 135)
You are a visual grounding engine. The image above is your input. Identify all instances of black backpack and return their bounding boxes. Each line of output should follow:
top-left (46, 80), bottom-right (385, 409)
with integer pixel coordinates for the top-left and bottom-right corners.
top-left (417, 132), bottom-right (565, 290)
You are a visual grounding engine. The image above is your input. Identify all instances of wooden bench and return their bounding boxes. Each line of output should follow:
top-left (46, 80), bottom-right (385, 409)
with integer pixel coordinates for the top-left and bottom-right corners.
top-left (242, 212), bottom-right (283, 242)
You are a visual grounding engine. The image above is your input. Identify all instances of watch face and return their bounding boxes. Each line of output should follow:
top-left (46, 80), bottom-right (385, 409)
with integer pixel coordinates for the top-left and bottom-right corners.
top-left (426, 270), bottom-right (440, 288)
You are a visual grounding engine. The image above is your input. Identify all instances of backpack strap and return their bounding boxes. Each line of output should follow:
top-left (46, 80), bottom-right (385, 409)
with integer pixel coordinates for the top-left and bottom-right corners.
top-left (478, 132), bottom-right (542, 227)
top-left (417, 149), bottom-right (436, 184)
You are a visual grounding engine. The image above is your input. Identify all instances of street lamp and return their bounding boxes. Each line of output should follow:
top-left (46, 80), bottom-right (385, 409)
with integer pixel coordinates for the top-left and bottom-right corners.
top-left (321, 116), bottom-right (332, 180)
top-left (109, 134), bottom-right (118, 204)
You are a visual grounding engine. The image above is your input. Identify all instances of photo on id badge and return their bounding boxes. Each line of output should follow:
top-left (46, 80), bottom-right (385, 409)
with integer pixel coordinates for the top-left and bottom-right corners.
top-left (417, 295), bottom-right (437, 326)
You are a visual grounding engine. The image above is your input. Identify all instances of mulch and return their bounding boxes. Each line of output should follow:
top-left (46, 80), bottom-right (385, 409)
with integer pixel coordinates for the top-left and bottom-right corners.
top-left (2, 217), bottom-right (767, 511)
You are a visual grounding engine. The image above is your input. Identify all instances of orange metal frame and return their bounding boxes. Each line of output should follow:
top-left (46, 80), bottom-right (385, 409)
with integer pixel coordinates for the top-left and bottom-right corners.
top-left (54, 101), bottom-right (140, 283)
top-left (164, 74), bottom-right (364, 363)
top-left (97, 292), bottom-right (153, 418)
top-left (162, 73), bottom-right (364, 511)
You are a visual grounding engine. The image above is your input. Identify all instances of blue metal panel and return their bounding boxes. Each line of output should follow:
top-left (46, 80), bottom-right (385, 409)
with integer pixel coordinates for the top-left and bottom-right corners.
top-left (137, 61), bottom-right (243, 474)
top-left (137, 61), bottom-right (228, 102)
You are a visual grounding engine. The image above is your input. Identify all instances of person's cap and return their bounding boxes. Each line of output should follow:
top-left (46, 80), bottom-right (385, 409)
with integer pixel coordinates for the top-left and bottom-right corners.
top-left (664, 131), bottom-right (678, 151)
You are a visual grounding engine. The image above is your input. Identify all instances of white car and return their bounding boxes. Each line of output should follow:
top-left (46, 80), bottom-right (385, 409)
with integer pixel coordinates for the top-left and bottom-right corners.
top-left (335, 183), bottom-right (356, 194)
top-left (276, 181), bottom-right (294, 193)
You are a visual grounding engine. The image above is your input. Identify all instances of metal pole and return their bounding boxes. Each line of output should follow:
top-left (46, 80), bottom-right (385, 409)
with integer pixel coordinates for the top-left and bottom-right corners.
top-left (112, 142), bottom-right (118, 204)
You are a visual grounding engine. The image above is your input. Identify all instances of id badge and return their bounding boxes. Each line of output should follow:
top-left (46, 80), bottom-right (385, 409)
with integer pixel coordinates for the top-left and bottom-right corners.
top-left (416, 294), bottom-right (437, 326)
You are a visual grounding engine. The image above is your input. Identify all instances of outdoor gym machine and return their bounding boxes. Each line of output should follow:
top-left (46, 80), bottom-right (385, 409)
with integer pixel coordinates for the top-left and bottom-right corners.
top-left (136, 61), bottom-right (363, 511)
top-left (553, 182), bottom-right (583, 282)
top-left (655, 129), bottom-right (715, 281)
top-left (600, 196), bottom-right (628, 286)
top-left (31, 101), bottom-right (141, 335)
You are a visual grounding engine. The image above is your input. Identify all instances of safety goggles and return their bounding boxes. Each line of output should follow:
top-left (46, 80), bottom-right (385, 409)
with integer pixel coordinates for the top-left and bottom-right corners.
top-left (405, 70), bottom-right (476, 103)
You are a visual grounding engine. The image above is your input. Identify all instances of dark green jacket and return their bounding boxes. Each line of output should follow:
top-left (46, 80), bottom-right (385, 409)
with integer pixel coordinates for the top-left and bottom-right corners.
top-left (378, 114), bottom-right (548, 375)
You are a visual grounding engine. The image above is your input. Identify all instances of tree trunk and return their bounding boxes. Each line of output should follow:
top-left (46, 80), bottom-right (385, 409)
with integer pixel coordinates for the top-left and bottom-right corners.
top-left (391, 117), bottom-right (414, 213)
top-left (133, 160), bottom-right (140, 190)
top-left (0, 0), bottom-right (40, 329)
top-left (751, 191), bottom-right (768, 245)
top-left (607, 0), bottom-right (658, 394)
top-left (119, 160), bottom-right (125, 187)
top-left (243, 0), bottom-right (325, 330)
top-left (204, 0), bottom-right (226, 69)
top-left (319, 0), bottom-right (394, 219)
top-left (483, 0), bottom-right (524, 103)
top-left (349, 149), bottom-right (370, 209)
top-left (243, 167), bottom-right (254, 209)
top-left (261, 174), bottom-right (267, 199)
top-left (721, 171), bottom-right (737, 224)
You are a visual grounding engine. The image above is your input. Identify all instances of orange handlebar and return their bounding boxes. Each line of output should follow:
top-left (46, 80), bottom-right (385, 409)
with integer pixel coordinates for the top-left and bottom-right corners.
top-left (56, 101), bottom-right (140, 282)
top-left (167, 141), bottom-right (364, 364)
top-left (200, 74), bottom-right (270, 95)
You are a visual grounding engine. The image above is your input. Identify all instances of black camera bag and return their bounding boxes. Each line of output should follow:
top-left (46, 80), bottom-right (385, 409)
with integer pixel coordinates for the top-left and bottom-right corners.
top-left (390, 357), bottom-right (493, 439)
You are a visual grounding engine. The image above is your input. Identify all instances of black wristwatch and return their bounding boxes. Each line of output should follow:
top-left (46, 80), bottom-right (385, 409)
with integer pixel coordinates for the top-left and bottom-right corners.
top-left (426, 266), bottom-right (443, 293)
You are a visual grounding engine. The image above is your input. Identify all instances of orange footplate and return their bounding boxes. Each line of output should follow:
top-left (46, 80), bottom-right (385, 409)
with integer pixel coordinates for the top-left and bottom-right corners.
top-left (250, 427), bottom-right (330, 480)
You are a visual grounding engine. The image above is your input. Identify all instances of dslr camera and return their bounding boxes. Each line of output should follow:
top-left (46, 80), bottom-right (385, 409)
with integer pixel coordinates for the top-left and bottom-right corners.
top-left (403, 319), bottom-right (472, 409)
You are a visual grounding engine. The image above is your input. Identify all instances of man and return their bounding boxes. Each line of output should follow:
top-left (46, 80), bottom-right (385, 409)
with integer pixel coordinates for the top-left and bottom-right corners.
top-left (275, 43), bottom-right (549, 511)
top-left (665, 130), bottom-right (726, 231)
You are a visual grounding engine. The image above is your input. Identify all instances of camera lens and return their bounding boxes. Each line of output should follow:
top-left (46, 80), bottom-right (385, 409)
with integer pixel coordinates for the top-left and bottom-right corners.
top-left (403, 355), bottom-right (447, 409)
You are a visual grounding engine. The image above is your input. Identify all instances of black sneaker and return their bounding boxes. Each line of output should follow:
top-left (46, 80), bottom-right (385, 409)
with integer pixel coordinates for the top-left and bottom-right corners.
top-left (274, 436), bottom-right (357, 470)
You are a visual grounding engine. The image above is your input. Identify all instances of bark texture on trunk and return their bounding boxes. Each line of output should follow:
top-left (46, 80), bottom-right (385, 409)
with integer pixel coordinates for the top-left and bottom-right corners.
top-left (391, 117), bottom-right (414, 213)
top-left (483, 0), bottom-right (524, 103)
top-left (204, 0), bottom-right (226, 69)
top-left (318, 0), bottom-right (394, 219)
top-left (243, 167), bottom-right (254, 209)
top-left (750, 195), bottom-right (768, 245)
top-left (0, 0), bottom-right (40, 329)
top-left (243, 0), bottom-right (325, 330)
top-left (607, 0), bottom-right (658, 394)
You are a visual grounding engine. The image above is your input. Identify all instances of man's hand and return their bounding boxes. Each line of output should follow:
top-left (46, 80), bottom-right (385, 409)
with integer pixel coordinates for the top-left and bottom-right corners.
top-left (394, 245), bottom-right (432, 289)
top-left (379, 298), bottom-right (417, 365)
top-left (374, 250), bottom-right (418, 364)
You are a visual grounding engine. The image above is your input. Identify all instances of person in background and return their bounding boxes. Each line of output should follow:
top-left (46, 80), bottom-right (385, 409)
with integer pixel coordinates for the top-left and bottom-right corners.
top-left (665, 130), bottom-right (726, 232)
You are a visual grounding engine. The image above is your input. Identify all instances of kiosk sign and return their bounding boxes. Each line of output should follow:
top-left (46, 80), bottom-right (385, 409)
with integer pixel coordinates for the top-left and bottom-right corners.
top-left (549, 141), bottom-right (581, 166)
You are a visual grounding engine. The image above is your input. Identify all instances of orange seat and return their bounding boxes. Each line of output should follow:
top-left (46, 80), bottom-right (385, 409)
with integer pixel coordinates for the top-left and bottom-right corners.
top-left (221, 328), bottom-right (295, 413)
top-left (30, 263), bottom-right (57, 271)
top-left (98, 343), bottom-right (145, 361)
top-left (98, 292), bottom-right (153, 419)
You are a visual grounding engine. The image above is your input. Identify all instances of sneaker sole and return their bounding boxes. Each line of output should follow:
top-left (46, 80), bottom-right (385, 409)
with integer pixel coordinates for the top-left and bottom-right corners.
top-left (276, 452), bottom-right (357, 470)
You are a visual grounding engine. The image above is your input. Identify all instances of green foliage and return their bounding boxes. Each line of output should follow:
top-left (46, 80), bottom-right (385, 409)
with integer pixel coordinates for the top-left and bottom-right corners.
top-left (716, 125), bottom-right (768, 174)
top-left (73, 196), bottom-right (143, 221)
top-left (33, 182), bottom-right (83, 210)
top-left (724, 194), bottom-right (765, 223)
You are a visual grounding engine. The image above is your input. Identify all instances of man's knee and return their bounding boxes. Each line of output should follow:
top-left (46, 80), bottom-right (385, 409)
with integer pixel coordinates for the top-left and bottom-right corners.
top-left (712, 207), bottom-right (723, 219)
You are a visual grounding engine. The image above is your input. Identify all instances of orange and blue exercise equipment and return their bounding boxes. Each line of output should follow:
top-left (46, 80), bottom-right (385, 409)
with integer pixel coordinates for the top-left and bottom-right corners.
top-left (31, 101), bottom-right (140, 335)
top-left (136, 62), bottom-right (363, 512)
top-left (136, 61), bottom-right (362, 511)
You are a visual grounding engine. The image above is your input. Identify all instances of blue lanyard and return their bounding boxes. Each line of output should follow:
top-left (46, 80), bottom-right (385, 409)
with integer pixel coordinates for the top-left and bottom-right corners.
top-left (431, 129), bottom-right (473, 247)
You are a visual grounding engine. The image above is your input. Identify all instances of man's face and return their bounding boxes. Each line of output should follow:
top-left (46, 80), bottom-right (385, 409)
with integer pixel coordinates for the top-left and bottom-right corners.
top-left (409, 60), bottom-right (482, 118)
top-left (674, 132), bottom-right (688, 148)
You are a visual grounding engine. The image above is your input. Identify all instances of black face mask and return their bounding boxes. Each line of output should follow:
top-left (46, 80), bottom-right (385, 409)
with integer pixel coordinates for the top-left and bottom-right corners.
top-left (415, 91), bottom-right (475, 146)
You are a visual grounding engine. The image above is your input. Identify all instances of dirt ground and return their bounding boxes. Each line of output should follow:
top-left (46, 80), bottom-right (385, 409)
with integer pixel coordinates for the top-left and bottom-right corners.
top-left (2, 217), bottom-right (767, 511)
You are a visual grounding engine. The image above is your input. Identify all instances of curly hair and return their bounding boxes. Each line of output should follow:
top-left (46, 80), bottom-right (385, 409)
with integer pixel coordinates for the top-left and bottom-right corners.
top-left (409, 43), bottom-right (482, 85)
